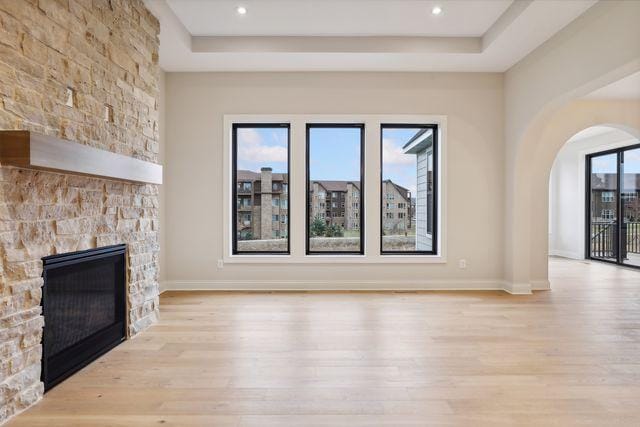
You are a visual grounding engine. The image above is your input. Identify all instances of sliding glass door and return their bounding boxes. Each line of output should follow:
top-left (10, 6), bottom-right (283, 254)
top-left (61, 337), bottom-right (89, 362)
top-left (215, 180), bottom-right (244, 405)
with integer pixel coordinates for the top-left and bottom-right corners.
top-left (586, 144), bottom-right (640, 267)
top-left (621, 148), bottom-right (640, 267)
top-left (588, 152), bottom-right (618, 262)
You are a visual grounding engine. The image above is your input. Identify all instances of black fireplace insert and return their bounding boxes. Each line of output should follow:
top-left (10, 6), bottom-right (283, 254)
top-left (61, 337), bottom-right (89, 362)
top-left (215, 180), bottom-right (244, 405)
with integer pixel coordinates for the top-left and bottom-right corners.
top-left (41, 244), bottom-right (126, 391)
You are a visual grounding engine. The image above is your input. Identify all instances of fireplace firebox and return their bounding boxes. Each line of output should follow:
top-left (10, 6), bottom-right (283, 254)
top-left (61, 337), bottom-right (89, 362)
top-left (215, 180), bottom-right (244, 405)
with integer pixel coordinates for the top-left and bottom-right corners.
top-left (41, 244), bottom-right (126, 391)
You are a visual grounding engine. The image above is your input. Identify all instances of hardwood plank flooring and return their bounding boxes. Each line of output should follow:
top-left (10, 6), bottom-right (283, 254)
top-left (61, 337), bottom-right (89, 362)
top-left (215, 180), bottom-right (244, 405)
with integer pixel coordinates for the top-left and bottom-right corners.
top-left (7, 257), bottom-right (640, 426)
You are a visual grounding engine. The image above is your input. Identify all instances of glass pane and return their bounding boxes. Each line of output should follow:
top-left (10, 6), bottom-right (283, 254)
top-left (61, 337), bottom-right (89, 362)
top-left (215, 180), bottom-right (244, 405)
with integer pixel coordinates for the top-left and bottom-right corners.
top-left (621, 148), bottom-right (640, 266)
top-left (234, 125), bottom-right (289, 253)
top-left (381, 126), bottom-right (435, 253)
top-left (589, 153), bottom-right (617, 261)
top-left (307, 125), bottom-right (363, 254)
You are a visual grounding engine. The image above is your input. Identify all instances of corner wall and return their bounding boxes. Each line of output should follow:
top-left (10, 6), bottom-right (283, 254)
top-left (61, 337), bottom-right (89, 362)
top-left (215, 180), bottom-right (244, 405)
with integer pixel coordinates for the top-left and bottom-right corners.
top-left (503, 0), bottom-right (640, 289)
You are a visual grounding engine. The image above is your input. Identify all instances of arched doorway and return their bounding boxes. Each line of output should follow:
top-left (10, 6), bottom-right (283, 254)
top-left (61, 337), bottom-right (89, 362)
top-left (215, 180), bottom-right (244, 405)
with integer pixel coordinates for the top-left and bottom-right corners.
top-left (549, 126), bottom-right (640, 267)
top-left (506, 99), bottom-right (640, 292)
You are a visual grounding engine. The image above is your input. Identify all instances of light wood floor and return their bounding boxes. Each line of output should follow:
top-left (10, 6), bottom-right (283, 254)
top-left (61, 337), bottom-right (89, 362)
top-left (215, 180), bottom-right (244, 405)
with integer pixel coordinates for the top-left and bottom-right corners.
top-left (8, 258), bottom-right (640, 426)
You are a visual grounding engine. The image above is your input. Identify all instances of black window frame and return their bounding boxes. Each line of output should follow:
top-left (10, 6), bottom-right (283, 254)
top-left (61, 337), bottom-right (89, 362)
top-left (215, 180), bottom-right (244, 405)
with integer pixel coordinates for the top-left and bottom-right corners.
top-left (306, 123), bottom-right (365, 255)
top-left (380, 123), bottom-right (438, 255)
top-left (585, 142), bottom-right (640, 268)
top-left (232, 123), bottom-right (291, 255)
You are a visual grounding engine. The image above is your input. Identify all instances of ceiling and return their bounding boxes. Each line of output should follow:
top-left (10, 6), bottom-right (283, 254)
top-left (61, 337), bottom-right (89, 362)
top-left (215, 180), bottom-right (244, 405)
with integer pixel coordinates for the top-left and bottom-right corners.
top-left (166, 0), bottom-right (512, 37)
top-left (567, 126), bottom-right (621, 143)
top-left (583, 71), bottom-right (640, 100)
top-left (144, 0), bottom-right (598, 72)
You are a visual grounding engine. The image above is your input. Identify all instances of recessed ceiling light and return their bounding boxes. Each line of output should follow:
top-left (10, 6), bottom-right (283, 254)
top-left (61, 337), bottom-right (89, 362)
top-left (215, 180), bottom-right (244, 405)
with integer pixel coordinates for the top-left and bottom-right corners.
top-left (432, 5), bottom-right (442, 15)
top-left (236, 6), bottom-right (247, 15)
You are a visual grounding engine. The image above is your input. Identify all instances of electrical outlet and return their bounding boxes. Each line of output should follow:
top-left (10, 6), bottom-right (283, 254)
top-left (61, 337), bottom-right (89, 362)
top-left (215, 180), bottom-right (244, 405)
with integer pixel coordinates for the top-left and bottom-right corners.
top-left (458, 259), bottom-right (467, 269)
top-left (217, 259), bottom-right (224, 269)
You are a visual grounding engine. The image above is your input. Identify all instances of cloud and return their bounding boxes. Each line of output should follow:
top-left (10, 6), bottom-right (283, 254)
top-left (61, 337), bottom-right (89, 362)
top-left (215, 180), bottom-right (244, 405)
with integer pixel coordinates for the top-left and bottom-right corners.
top-left (237, 128), bottom-right (287, 163)
top-left (382, 138), bottom-right (414, 165)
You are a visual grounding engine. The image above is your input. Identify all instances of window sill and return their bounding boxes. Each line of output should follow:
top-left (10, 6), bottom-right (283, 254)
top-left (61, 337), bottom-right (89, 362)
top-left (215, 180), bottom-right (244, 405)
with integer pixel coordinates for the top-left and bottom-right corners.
top-left (222, 254), bottom-right (446, 264)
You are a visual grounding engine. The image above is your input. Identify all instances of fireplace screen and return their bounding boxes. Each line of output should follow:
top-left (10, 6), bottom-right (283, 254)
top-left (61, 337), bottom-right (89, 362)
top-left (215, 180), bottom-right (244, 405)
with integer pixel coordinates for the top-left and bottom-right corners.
top-left (41, 244), bottom-right (126, 390)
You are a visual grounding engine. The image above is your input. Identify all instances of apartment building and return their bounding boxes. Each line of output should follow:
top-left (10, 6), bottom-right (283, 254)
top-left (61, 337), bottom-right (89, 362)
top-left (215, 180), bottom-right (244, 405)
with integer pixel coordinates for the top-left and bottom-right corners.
top-left (591, 173), bottom-right (640, 221)
top-left (382, 180), bottom-right (413, 233)
top-left (309, 181), bottom-right (361, 230)
top-left (236, 168), bottom-right (289, 240)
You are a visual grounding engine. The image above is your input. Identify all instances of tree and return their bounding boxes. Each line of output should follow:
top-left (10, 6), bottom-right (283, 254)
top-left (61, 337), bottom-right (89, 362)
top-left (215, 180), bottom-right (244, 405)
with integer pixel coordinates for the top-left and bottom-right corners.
top-left (310, 216), bottom-right (326, 237)
top-left (325, 224), bottom-right (344, 237)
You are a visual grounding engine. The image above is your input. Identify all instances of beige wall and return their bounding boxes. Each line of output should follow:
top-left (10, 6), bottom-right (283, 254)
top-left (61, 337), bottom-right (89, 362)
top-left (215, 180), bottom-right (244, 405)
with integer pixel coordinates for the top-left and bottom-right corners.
top-left (164, 72), bottom-right (504, 288)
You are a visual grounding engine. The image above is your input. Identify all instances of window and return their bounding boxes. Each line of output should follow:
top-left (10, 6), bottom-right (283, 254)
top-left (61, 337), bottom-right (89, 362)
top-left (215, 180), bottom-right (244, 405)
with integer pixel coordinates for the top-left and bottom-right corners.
top-left (283, 183), bottom-right (288, 193)
top-left (232, 123), bottom-right (290, 254)
top-left (307, 124), bottom-right (364, 254)
top-left (237, 197), bottom-right (251, 208)
top-left (381, 124), bottom-right (437, 254)
top-left (602, 209), bottom-right (614, 220)
top-left (622, 192), bottom-right (636, 201)
top-left (602, 191), bottom-right (615, 203)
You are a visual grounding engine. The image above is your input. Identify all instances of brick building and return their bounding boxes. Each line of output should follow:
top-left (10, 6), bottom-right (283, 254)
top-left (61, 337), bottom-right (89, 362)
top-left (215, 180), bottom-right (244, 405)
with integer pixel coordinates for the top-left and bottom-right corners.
top-left (237, 170), bottom-right (413, 238)
top-left (236, 168), bottom-right (289, 240)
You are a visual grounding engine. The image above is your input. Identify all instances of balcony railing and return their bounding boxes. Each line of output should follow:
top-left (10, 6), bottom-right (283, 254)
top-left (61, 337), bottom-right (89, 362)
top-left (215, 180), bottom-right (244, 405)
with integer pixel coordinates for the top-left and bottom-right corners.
top-left (590, 221), bottom-right (640, 259)
top-left (591, 222), bottom-right (616, 259)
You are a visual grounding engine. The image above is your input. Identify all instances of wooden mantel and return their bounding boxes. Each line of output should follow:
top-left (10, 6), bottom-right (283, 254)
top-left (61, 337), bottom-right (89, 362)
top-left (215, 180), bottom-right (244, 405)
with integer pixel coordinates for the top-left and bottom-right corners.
top-left (0, 131), bottom-right (162, 184)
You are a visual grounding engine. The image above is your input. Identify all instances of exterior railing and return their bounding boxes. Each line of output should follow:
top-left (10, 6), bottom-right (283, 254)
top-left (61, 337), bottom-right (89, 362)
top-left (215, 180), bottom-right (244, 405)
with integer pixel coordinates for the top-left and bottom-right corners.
top-left (591, 222), bottom-right (616, 259)
top-left (626, 221), bottom-right (640, 255)
top-left (590, 221), bottom-right (640, 259)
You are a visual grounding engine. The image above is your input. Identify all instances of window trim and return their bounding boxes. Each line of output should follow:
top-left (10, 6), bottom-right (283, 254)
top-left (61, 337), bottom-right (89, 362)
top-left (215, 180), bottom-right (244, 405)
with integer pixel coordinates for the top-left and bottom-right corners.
top-left (231, 123), bottom-right (291, 255)
top-left (305, 123), bottom-right (365, 255)
top-left (380, 123), bottom-right (438, 255)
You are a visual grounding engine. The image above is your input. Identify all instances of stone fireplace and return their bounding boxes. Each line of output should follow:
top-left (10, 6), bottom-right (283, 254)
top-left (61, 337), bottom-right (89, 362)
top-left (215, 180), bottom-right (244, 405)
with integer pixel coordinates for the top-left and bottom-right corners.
top-left (0, 0), bottom-right (161, 423)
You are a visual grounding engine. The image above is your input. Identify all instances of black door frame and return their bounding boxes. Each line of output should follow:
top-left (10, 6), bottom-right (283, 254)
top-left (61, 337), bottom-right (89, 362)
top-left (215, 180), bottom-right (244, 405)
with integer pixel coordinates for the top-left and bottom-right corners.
top-left (585, 143), bottom-right (640, 268)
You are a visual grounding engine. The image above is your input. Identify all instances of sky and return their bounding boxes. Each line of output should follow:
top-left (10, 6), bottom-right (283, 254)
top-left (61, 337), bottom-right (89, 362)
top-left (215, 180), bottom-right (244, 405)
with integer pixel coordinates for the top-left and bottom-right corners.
top-left (381, 128), bottom-right (420, 195)
top-left (236, 127), bottom-right (288, 173)
top-left (236, 126), bottom-right (423, 194)
top-left (592, 148), bottom-right (640, 174)
top-left (308, 127), bottom-right (361, 181)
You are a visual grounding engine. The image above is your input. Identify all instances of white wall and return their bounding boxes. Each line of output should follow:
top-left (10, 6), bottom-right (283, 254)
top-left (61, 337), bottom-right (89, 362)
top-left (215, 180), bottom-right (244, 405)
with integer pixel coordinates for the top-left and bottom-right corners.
top-left (163, 72), bottom-right (505, 289)
top-left (549, 128), bottom-right (637, 260)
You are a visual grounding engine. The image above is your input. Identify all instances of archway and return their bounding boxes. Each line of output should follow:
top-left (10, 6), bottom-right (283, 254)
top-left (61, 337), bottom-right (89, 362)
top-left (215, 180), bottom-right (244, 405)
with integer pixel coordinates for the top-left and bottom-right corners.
top-left (549, 125), bottom-right (640, 265)
top-left (507, 99), bottom-right (640, 292)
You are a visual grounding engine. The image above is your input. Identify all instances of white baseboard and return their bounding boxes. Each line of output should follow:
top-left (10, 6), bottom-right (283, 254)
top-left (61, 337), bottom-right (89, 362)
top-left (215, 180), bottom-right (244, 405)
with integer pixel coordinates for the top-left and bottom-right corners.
top-left (549, 249), bottom-right (583, 260)
top-left (530, 279), bottom-right (551, 291)
top-left (502, 282), bottom-right (533, 295)
top-left (162, 279), bottom-right (507, 292)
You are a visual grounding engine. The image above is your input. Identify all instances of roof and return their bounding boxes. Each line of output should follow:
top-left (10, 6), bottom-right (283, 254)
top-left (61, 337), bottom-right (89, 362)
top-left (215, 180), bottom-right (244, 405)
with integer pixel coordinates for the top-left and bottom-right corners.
top-left (313, 180), bottom-right (360, 192)
top-left (402, 128), bottom-right (434, 154)
top-left (383, 179), bottom-right (411, 197)
top-left (237, 170), bottom-right (288, 182)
